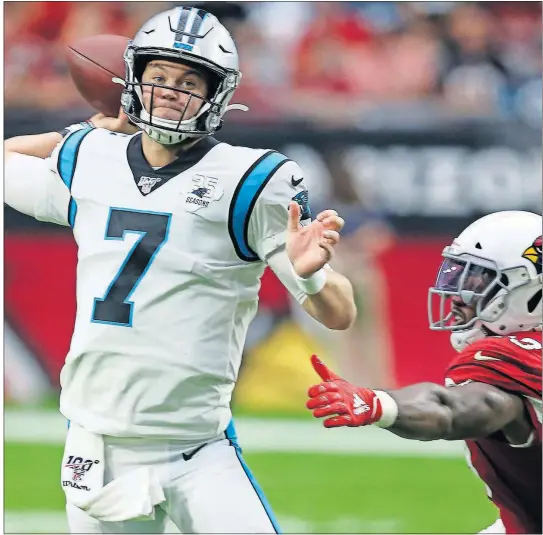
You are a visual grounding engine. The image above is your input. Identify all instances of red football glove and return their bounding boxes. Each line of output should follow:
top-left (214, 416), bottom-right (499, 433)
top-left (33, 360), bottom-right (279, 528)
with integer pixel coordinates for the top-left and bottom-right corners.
top-left (306, 355), bottom-right (384, 428)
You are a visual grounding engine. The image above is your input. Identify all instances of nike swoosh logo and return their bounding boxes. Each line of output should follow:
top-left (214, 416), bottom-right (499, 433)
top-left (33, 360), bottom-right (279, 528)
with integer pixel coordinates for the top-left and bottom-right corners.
top-left (143, 29), bottom-right (155, 35)
top-left (474, 351), bottom-right (501, 361)
top-left (291, 176), bottom-right (303, 187)
top-left (182, 443), bottom-right (207, 461)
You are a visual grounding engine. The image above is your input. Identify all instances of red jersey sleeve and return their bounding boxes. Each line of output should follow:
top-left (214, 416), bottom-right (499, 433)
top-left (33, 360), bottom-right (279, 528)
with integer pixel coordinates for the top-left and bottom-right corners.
top-left (445, 332), bottom-right (542, 399)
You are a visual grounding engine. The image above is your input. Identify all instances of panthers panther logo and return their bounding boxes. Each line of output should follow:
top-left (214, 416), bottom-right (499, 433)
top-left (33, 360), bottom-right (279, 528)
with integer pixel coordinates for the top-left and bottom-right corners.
top-left (522, 236), bottom-right (542, 274)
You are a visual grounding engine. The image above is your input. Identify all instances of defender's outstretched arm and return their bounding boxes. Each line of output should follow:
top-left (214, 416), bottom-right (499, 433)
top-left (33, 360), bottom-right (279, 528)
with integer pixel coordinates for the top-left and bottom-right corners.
top-left (306, 356), bottom-right (528, 442)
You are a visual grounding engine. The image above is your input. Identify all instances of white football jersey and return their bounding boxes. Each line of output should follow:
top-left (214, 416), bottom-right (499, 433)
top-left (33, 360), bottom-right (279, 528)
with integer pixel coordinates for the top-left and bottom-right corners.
top-left (5, 127), bottom-right (311, 442)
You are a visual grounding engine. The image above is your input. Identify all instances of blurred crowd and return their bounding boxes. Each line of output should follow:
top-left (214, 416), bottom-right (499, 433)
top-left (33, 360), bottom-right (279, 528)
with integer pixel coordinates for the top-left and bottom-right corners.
top-left (5, 1), bottom-right (542, 126)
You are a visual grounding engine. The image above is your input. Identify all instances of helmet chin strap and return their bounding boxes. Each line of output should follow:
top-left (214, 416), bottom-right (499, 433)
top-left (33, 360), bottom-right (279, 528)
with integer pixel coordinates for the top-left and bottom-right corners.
top-left (136, 103), bottom-right (248, 146)
top-left (138, 107), bottom-right (205, 145)
top-left (142, 123), bottom-right (197, 145)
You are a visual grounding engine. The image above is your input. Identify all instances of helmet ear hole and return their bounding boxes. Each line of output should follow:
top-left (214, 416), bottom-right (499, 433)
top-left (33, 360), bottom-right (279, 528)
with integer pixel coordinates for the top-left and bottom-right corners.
top-left (527, 289), bottom-right (542, 313)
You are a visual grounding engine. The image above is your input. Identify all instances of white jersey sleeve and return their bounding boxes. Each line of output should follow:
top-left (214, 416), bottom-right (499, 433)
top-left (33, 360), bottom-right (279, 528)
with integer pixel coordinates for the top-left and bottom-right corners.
top-left (5, 126), bottom-right (94, 226)
top-left (245, 154), bottom-right (311, 303)
top-left (247, 157), bottom-right (310, 259)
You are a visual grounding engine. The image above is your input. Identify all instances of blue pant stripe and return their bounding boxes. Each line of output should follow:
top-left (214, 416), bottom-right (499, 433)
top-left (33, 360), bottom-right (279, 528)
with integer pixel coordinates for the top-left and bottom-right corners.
top-left (225, 419), bottom-right (281, 533)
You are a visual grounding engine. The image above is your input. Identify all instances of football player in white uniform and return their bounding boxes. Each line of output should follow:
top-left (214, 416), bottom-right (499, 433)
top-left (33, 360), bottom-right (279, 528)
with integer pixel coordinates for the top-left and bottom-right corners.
top-left (5, 7), bottom-right (356, 534)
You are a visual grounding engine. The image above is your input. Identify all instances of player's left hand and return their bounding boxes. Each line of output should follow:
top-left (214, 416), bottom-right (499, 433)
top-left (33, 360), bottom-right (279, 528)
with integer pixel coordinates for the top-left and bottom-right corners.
top-left (307, 355), bottom-right (383, 428)
top-left (287, 203), bottom-right (344, 278)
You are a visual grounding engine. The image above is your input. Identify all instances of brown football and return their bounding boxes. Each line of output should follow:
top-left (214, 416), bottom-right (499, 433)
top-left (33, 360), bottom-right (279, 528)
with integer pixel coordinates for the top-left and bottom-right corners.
top-left (66, 34), bottom-right (129, 117)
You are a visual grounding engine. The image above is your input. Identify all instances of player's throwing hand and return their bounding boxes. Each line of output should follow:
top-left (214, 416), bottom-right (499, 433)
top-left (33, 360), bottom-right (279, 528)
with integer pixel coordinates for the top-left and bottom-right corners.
top-left (287, 203), bottom-right (344, 278)
top-left (306, 355), bottom-right (385, 428)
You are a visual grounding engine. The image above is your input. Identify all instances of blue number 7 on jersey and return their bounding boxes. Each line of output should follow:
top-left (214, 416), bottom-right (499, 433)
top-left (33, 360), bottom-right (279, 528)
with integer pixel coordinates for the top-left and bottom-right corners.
top-left (92, 208), bottom-right (172, 327)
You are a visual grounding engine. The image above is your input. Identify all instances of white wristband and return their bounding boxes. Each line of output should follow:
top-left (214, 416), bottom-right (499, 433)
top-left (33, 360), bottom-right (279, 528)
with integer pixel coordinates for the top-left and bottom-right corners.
top-left (290, 264), bottom-right (327, 295)
top-left (373, 390), bottom-right (399, 428)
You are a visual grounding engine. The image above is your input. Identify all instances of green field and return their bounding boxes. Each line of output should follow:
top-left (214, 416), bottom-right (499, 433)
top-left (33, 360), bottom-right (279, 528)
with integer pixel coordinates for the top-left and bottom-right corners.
top-left (5, 438), bottom-right (496, 533)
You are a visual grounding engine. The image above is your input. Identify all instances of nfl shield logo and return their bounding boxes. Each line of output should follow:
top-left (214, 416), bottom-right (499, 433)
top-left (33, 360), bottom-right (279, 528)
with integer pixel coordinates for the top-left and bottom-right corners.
top-left (138, 176), bottom-right (162, 195)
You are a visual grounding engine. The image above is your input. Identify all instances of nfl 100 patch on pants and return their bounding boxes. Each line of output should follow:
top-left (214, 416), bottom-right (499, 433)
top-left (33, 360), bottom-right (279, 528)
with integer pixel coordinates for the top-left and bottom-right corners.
top-left (63, 425), bottom-right (280, 534)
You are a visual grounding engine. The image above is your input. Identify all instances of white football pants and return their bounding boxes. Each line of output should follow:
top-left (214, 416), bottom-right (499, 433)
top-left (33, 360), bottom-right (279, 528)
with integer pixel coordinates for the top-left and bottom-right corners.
top-left (478, 518), bottom-right (505, 534)
top-left (65, 427), bottom-right (280, 534)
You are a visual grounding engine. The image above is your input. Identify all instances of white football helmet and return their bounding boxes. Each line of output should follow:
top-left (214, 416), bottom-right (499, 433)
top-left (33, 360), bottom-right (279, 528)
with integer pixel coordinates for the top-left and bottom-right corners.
top-left (119, 6), bottom-right (247, 145)
top-left (428, 211), bottom-right (542, 352)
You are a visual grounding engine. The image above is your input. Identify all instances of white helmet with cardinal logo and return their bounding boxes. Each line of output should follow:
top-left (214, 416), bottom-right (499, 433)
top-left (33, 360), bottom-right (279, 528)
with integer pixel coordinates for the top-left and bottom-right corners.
top-left (428, 211), bottom-right (542, 351)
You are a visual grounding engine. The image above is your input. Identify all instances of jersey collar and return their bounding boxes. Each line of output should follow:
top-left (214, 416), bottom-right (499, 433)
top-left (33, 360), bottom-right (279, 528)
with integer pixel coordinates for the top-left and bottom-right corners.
top-left (127, 133), bottom-right (221, 196)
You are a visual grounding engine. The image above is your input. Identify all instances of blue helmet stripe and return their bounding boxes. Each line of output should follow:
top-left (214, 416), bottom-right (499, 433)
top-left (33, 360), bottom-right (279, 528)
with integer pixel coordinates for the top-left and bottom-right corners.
top-left (175, 7), bottom-right (190, 43)
top-left (182, 8), bottom-right (198, 43)
top-left (188, 9), bottom-right (207, 44)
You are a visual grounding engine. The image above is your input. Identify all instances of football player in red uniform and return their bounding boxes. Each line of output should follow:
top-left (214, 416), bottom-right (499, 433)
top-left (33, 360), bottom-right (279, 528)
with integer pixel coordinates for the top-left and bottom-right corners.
top-left (306, 211), bottom-right (542, 534)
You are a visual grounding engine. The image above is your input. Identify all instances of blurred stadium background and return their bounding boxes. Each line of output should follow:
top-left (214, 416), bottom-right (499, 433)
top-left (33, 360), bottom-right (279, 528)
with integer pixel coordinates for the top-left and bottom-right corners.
top-left (4, 1), bottom-right (541, 533)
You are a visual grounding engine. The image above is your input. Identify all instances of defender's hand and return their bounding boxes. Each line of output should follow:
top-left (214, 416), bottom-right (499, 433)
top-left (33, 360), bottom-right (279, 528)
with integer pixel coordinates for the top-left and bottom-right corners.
top-left (306, 355), bottom-right (383, 428)
top-left (286, 203), bottom-right (344, 279)
top-left (89, 108), bottom-right (139, 135)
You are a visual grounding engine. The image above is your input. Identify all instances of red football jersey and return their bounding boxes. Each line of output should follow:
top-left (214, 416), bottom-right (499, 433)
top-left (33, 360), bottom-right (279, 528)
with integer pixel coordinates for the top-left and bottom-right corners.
top-left (445, 331), bottom-right (542, 534)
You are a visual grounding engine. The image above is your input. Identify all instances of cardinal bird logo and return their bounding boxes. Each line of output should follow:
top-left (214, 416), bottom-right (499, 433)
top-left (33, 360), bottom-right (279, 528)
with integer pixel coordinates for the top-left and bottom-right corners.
top-left (522, 236), bottom-right (542, 274)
